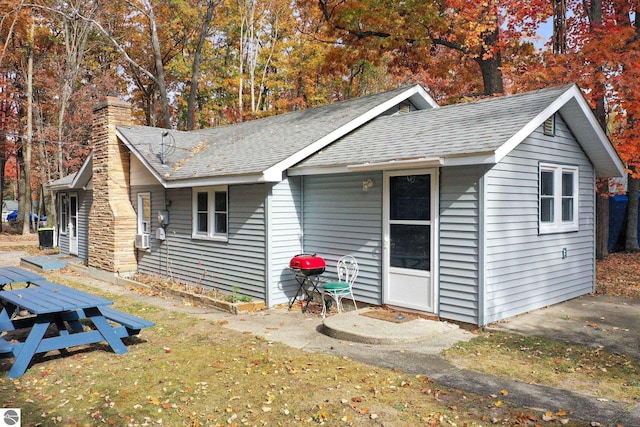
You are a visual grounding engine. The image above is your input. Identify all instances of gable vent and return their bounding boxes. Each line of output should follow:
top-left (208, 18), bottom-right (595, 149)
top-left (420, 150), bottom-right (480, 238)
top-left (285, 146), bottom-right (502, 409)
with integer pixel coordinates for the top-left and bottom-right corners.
top-left (543, 114), bottom-right (556, 136)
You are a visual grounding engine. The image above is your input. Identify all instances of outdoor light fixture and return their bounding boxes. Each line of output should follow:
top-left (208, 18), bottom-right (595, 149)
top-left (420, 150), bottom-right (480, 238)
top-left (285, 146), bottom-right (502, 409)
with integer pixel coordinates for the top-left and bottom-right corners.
top-left (362, 178), bottom-right (374, 192)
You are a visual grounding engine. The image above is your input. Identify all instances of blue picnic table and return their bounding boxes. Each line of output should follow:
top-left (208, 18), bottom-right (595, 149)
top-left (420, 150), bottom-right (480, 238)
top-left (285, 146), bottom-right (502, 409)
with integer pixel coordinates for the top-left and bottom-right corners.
top-left (0, 267), bottom-right (154, 378)
top-left (0, 266), bottom-right (45, 290)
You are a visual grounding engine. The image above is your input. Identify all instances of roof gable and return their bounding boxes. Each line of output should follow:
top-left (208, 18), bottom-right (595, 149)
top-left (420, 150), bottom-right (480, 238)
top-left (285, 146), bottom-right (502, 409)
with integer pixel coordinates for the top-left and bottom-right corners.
top-left (118, 85), bottom-right (437, 187)
top-left (47, 152), bottom-right (93, 191)
top-left (290, 84), bottom-right (624, 178)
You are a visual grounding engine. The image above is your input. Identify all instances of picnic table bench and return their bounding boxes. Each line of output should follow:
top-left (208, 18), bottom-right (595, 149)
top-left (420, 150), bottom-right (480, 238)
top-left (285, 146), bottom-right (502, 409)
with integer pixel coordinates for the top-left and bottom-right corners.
top-left (0, 268), bottom-right (154, 378)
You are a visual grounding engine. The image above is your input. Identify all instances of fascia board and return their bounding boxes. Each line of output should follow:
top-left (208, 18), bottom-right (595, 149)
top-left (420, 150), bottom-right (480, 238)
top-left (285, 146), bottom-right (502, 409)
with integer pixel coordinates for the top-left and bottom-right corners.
top-left (163, 173), bottom-right (267, 189)
top-left (263, 85), bottom-right (437, 181)
top-left (347, 157), bottom-right (444, 171)
top-left (494, 85), bottom-right (577, 163)
top-left (441, 153), bottom-right (497, 166)
top-left (287, 165), bottom-right (350, 176)
top-left (70, 151), bottom-right (93, 189)
top-left (567, 89), bottom-right (625, 177)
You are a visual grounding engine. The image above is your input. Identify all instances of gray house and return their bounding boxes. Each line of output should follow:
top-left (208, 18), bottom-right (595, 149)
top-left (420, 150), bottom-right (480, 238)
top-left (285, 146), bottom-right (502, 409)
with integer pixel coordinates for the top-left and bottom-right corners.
top-left (49, 84), bottom-right (624, 326)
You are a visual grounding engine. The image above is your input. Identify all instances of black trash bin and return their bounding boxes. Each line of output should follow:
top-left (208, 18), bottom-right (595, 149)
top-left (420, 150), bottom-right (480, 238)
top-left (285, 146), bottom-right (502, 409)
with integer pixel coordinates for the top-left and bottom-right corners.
top-left (38, 227), bottom-right (54, 250)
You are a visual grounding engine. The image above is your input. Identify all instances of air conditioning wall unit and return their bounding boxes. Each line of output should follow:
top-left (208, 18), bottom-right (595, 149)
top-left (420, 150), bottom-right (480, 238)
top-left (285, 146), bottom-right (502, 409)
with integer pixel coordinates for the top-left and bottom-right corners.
top-left (135, 233), bottom-right (150, 249)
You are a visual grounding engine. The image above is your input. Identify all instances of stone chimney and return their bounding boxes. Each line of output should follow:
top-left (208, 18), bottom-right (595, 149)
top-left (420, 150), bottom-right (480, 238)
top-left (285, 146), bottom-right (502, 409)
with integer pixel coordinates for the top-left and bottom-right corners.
top-left (88, 96), bottom-right (137, 274)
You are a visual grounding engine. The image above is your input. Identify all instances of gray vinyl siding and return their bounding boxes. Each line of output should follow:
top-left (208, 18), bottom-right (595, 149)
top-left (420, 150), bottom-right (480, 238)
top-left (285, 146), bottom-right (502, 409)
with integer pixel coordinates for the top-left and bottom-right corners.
top-left (268, 177), bottom-right (303, 306)
top-left (483, 116), bottom-right (595, 325)
top-left (135, 184), bottom-right (268, 301)
top-left (77, 190), bottom-right (92, 261)
top-left (302, 172), bottom-right (383, 305)
top-left (438, 166), bottom-right (483, 325)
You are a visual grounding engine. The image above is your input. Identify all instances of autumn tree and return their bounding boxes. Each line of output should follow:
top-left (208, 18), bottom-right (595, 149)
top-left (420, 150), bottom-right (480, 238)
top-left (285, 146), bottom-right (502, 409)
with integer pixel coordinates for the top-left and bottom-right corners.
top-left (299, 0), bottom-right (551, 99)
top-left (514, 0), bottom-right (640, 256)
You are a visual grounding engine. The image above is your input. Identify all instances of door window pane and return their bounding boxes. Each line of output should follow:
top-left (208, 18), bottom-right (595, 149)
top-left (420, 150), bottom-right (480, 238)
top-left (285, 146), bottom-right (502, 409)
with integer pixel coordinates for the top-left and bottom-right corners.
top-left (390, 224), bottom-right (430, 271)
top-left (390, 175), bottom-right (430, 221)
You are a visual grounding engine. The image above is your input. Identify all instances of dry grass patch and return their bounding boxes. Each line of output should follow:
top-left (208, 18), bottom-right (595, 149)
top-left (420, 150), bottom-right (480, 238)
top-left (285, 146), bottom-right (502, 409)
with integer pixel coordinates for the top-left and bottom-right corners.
top-left (443, 332), bottom-right (640, 403)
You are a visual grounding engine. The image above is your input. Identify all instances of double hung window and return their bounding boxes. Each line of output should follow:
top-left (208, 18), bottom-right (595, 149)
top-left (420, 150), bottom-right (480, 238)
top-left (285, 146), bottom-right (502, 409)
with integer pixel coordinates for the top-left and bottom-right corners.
top-left (539, 163), bottom-right (579, 234)
top-left (192, 186), bottom-right (228, 240)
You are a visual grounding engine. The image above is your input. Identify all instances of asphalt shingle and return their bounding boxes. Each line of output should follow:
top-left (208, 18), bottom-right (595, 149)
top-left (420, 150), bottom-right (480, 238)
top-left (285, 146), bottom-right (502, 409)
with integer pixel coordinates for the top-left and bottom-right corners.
top-left (295, 84), bottom-right (575, 169)
top-left (118, 86), bottom-right (422, 182)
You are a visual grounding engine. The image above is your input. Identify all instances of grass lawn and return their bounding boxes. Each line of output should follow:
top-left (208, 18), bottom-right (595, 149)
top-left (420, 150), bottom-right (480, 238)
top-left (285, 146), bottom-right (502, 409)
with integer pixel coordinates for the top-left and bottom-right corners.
top-left (0, 234), bottom-right (638, 425)
top-left (0, 272), bottom-right (573, 427)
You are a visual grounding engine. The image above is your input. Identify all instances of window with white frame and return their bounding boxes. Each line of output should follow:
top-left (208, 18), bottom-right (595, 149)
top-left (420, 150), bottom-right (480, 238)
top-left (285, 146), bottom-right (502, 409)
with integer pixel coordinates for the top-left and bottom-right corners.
top-left (192, 186), bottom-right (228, 240)
top-left (137, 192), bottom-right (151, 234)
top-left (539, 163), bottom-right (579, 234)
top-left (60, 193), bottom-right (68, 234)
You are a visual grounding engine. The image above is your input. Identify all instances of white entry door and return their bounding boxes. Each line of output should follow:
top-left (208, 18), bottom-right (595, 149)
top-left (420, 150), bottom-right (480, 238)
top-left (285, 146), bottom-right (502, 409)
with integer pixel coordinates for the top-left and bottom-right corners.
top-left (383, 170), bottom-right (437, 313)
top-left (69, 193), bottom-right (78, 255)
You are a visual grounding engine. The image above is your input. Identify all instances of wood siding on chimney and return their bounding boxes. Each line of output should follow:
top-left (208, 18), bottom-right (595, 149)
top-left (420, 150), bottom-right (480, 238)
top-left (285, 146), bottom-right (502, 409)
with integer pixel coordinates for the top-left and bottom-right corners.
top-left (88, 96), bottom-right (138, 273)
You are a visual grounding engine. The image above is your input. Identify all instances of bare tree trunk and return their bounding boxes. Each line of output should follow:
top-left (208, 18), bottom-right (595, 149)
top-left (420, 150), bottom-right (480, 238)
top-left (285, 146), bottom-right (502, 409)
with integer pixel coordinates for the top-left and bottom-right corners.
top-left (145, 0), bottom-right (171, 128)
top-left (585, 0), bottom-right (609, 258)
top-left (553, 0), bottom-right (567, 54)
top-left (22, 23), bottom-right (34, 235)
top-left (596, 184), bottom-right (609, 259)
top-left (186, 0), bottom-right (219, 130)
top-left (625, 173), bottom-right (640, 251)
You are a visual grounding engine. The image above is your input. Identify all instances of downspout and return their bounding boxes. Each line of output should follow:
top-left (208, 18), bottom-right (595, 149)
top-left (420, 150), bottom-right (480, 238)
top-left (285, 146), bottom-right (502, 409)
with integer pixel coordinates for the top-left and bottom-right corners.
top-left (478, 170), bottom-right (487, 327)
top-left (264, 183), bottom-right (273, 307)
top-left (300, 176), bottom-right (305, 252)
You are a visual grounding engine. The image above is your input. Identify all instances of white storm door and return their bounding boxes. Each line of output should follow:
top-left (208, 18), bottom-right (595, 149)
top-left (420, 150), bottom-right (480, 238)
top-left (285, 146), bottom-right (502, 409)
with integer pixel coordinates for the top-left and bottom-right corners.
top-left (69, 193), bottom-right (78, 255)
top-left (383, 170), bottom-right (437, 312)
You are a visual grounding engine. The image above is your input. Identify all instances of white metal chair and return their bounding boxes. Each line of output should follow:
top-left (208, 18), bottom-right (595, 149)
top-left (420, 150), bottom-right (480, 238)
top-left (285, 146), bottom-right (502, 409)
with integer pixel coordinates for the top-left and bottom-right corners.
top-left (321, 255), bottom-right (358, 317)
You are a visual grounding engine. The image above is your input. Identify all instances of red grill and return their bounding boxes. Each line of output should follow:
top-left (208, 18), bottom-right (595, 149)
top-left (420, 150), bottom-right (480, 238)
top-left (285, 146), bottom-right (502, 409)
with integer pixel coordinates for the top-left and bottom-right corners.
top-left (289, 254), bottom-right (326, 277)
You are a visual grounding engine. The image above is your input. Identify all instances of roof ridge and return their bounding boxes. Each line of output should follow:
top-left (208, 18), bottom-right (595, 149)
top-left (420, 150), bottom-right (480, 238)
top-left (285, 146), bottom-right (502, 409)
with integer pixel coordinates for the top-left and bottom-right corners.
top-left (436, 83), bottom-right (575, 110)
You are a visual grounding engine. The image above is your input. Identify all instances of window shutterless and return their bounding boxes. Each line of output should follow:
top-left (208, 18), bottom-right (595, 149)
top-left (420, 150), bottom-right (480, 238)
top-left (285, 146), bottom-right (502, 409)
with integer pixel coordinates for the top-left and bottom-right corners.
top-left (192, 186), bottom-right (228, 240)
top-left (539, 163), bottom-right (579, 234)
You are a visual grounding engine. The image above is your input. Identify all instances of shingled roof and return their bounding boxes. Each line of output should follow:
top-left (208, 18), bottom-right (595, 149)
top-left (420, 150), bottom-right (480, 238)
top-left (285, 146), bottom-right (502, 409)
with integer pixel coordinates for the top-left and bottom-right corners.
top-left (290, 84), bottom-right (624, 178)
top-left (117, 85), bottom-right (436, 187)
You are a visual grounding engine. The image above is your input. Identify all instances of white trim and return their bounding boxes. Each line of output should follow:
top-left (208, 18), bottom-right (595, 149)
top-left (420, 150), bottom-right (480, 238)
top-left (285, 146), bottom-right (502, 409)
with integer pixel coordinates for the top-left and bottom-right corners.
top-left (59, 193), bottom-right (69, 235)
top-left (262, 86), bottom-right (438, 180)
top-left (165, 174), bottom-right (268, 188)
top-left (538, 163), bottom-right (579, 234)
top-left (569, 89), bottom-right (625, 177)
top-left (68, 193), bottom-right (79, 256)
top-left (495, 87), bottom-right (576, 163)
top-left (116, 86), bottom-right (438, 188)
top-left (382, 168), bottom-right (439, 314)
top-left (493, 85), bottom-right (624, 178)
top-left (264, 183), bottom-right (273, 308)
top-left (347, 157), bottom-right (443, 172)
top-left (287, 166), bottom-right (351, 177)
top-left (191, 185), bottom-right (229, 241)
top-left (47, 152), bottom-right (94, 191)
top-left (137, 192), bottom-right (151, 235)
top-left (442, 153), bottom-right (498, 166)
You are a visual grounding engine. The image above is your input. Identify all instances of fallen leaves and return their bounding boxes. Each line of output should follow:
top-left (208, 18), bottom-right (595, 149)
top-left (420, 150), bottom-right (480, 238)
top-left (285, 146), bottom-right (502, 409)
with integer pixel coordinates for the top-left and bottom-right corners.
top-left (596, 251), bottom-right (640, 298)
